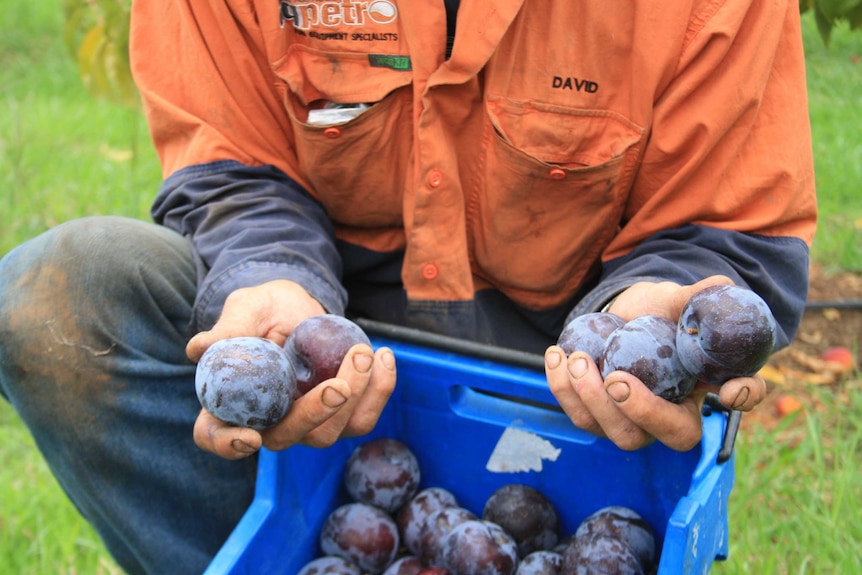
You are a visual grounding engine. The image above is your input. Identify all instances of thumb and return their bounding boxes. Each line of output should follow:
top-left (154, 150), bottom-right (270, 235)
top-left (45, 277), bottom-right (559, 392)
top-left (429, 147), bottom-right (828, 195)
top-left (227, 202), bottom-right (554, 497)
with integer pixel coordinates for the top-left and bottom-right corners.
top-left (186, 316), bottom-right (259, 362)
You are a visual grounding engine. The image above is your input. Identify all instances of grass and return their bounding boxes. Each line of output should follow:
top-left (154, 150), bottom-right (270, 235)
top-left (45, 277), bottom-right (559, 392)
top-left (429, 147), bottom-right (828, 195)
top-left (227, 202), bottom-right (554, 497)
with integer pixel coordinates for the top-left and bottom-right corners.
top-left (0, 1), bottom-right (860, 574)
top-left (715, 382), bottom-right (862, 574)
top-left (803, 18), bottom-right (862, 272)
top-left (0, 1), bottom-right (157, 258)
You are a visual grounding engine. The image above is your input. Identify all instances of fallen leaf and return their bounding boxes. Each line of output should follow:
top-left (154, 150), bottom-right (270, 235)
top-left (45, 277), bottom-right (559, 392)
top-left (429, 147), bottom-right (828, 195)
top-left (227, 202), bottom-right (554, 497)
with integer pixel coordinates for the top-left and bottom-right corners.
top-left (99, 145), bottom-right (133, 162)
top-left (777, 366), bottom-right (837, 386)
top-left (758, 364), bottom-right (787, 387)
top-left (788, 348), bottom-right (828, 371)
top-left (797, 330), bottom-right (823, 345)
top-left (821, 308), bottom-right (842, 321)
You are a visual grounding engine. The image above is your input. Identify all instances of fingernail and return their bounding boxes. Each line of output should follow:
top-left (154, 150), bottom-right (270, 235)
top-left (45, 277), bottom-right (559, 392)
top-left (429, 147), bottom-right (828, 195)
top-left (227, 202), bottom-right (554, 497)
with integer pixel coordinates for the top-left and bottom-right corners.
top-left (322, 385), bottom-right (348, 407)
top-left (568, 357), bottom-right (588, 379)
top-left (380, 349), bottom-right (395, 371)
top-left (230, 439), bottom-right (257, 454)
top-left (732, 386), bottom-right (750, 409)
top-left (607, 381), bottom-right (631, 403)
top-left (353, 353), bottom-right (373, 373)
top-left (546, 350), bottom-right (562, 369)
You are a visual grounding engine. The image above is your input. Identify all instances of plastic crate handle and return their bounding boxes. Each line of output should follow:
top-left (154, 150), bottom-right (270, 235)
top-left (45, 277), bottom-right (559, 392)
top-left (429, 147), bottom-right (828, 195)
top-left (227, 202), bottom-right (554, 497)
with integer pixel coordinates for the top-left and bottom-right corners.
top-left (354, 318), bottom-right (545, 369)
top-left (356, 319), bottom-right (741, 459)
top-left (703, 393), bottom-right (742, 464)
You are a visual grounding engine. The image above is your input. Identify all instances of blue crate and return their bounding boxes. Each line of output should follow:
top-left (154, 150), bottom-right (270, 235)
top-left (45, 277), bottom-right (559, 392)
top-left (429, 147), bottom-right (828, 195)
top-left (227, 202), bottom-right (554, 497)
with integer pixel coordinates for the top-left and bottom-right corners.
top-left (204, 329), bottom-right (736, 575)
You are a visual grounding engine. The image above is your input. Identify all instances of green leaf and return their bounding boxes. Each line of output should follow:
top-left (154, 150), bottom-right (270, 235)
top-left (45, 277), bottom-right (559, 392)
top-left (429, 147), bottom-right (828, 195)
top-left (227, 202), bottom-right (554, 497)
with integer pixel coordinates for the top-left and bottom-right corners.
top-left (814, 4), bottom-right (835, 45)
top-left (847, 3), bottom-right (862, 28)
top-left (816, 0), bottom-right (862, 21)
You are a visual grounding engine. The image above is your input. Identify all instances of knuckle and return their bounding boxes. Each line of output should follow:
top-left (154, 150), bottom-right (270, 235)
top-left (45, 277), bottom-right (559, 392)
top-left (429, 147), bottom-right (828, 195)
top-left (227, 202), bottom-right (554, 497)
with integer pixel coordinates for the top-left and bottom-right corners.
top-left (547, 376), bottom-right (570, 397)
top-left (614, 434), bottom-right (647, 452)
top-left (568, 410), bottom-right (598, 431)
top-left (303, 430), bottom-right (339, 449)
top-left (608, 423), bottom-right (649, 451)
top-left (348, 416), bottom-right (377, 437)
top-left (675, 433), bottom-right (702, 452)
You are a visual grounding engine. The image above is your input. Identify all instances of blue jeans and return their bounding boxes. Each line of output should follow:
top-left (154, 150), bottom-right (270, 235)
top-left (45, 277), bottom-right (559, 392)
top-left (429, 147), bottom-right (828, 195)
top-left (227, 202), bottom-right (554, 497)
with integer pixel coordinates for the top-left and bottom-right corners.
top-left (0, 216), bottom-right (257, 575)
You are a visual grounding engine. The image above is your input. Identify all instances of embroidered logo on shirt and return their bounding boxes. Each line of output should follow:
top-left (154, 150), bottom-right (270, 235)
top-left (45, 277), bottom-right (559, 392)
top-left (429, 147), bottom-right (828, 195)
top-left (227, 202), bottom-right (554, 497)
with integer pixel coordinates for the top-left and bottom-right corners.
top-left (368, 54), bottom-right (411, 71)
top-left (280, 0), bottom-right (398, 30)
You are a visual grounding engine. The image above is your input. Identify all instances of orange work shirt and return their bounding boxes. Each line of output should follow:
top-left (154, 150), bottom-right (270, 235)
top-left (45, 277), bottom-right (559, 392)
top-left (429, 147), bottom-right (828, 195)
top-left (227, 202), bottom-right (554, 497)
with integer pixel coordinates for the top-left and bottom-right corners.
top-left (131, 0), bottom-right (817, 312)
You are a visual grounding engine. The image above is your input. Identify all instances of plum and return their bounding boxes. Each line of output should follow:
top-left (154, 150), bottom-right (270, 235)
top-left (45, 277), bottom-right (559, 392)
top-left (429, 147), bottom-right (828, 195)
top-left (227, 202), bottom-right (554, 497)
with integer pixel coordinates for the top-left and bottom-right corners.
top-left (557, 312), bottom-right (626, 364)
top-left (482, 484), bottom-right (559, 557)
top-left (574, 506), bottom-right (656, 570)
top-left (418, 506), bottom-right (478, 567)
top-left (552, 535), bottom-right (576, 555)
top-left (560, 532), bottom-right (644, 575)
top-left (441, 519), bottom-right (518, 575)
top-left (285, 314), bottom-right (372, 396)
top-left (344, 437), bottom-right (421, 514)
top-left (676, 284), bottom-right (777, 386)
top-left (194, 336), bottom-right (296, 430)
top-left (600, 315), bottom-right (697, 403)
top-left (298, 555), bottom-right (363, 575)
top-left (398, 487), bottom-right (460, 555)
top-left (382, 556), bottom-right (426, 575)
top-left (514, 550), bottom-right (563, 574)
top-left (383, 558), bottom-right (453, 575)
top-left (319, 502), bottom-right (400, 574)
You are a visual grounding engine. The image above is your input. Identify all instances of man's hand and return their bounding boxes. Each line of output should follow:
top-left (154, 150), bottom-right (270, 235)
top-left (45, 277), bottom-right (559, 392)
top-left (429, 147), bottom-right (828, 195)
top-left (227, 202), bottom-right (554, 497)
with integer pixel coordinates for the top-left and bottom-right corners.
top-left (546, 275), bottom-right (766, 451)
top-left (187, 280), bottom-right (397, 459)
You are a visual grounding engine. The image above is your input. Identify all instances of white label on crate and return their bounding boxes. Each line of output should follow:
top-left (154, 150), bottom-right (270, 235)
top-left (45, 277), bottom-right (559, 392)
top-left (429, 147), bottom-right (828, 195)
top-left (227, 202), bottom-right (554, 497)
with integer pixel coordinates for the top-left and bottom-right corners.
top-left (485, 426), bottom-right (561, 473)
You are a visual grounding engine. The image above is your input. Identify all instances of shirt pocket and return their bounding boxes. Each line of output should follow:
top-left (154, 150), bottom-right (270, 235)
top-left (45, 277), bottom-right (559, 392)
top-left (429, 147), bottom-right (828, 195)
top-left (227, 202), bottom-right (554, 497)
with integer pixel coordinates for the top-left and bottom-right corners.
top-left (273, 45), bottom-right (413, 228)
top-left (469, 95), bottom-right (646, 308)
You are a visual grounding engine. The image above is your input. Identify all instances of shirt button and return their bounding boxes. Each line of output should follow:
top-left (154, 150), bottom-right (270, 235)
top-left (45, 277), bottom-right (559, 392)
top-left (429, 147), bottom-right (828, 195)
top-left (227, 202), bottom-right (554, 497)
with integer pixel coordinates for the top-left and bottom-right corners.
top-left (422, 263), bottom-right (439, 280)
top-left (427, 169), bottom-right (443, 188)
top-left (323, 127), bottom-right (341, 139)
top-left (549, 168), bottom-right (566, 180)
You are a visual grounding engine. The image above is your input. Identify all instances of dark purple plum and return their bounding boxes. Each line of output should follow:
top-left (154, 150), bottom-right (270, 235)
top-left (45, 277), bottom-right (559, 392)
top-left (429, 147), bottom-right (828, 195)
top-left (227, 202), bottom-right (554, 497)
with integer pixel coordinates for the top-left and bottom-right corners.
top-left (382, 556), bottom-right (425, 575)
top-left (482, 484), bottom-right (559, 557)
top-left (418, 506), bottom-right (478, 567)
top-left (319, 502), bottom-right (400, 574)
top-left (600, 315), bottom-right (697, 403)
top-left (441, 519), bottom-right (518, 575)
top-left (557, 312), bottom-right (626, 364)
top-left (676, 284), bottom-right (777, 385)
top-left (194, 336), bottom-right (296, 430)
top-left (344, 437), bottom-right (421, 514)
top-left (514, 550), bottom-right (562, 574)
top-left (384, 559), bottom-right (454, 575)
top-left (574, 506), bottom-right (656, 570)
top-left (284, 314), bottom-right (372, 396)
top-left (298, 556), bottom-right (363, 575)
top-left (398, 487), bottom-right (460, 555)
top-left (561, 532), bottom-right (644, 575)
top-left (552, 534), bottom-right (576, 555)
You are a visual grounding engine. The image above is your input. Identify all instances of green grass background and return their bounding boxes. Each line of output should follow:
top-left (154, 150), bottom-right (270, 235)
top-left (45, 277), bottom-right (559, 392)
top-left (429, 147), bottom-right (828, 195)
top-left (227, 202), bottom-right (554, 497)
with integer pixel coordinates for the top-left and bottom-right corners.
top-left (1, 2), bottom-right (860, 574)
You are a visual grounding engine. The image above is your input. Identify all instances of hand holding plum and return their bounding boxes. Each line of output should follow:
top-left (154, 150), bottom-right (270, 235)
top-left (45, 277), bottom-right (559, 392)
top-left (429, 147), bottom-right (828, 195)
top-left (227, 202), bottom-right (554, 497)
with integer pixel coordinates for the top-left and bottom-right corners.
top-left (546, 275), bottom-right (768, 451)
top-left (188, 280), bottom-right (396, 460)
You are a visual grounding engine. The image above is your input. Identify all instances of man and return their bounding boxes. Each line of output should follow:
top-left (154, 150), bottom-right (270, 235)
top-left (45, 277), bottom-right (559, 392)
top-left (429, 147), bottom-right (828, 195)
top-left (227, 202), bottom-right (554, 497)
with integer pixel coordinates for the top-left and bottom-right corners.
top-left (0, 0), bottom-right (816, 573)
